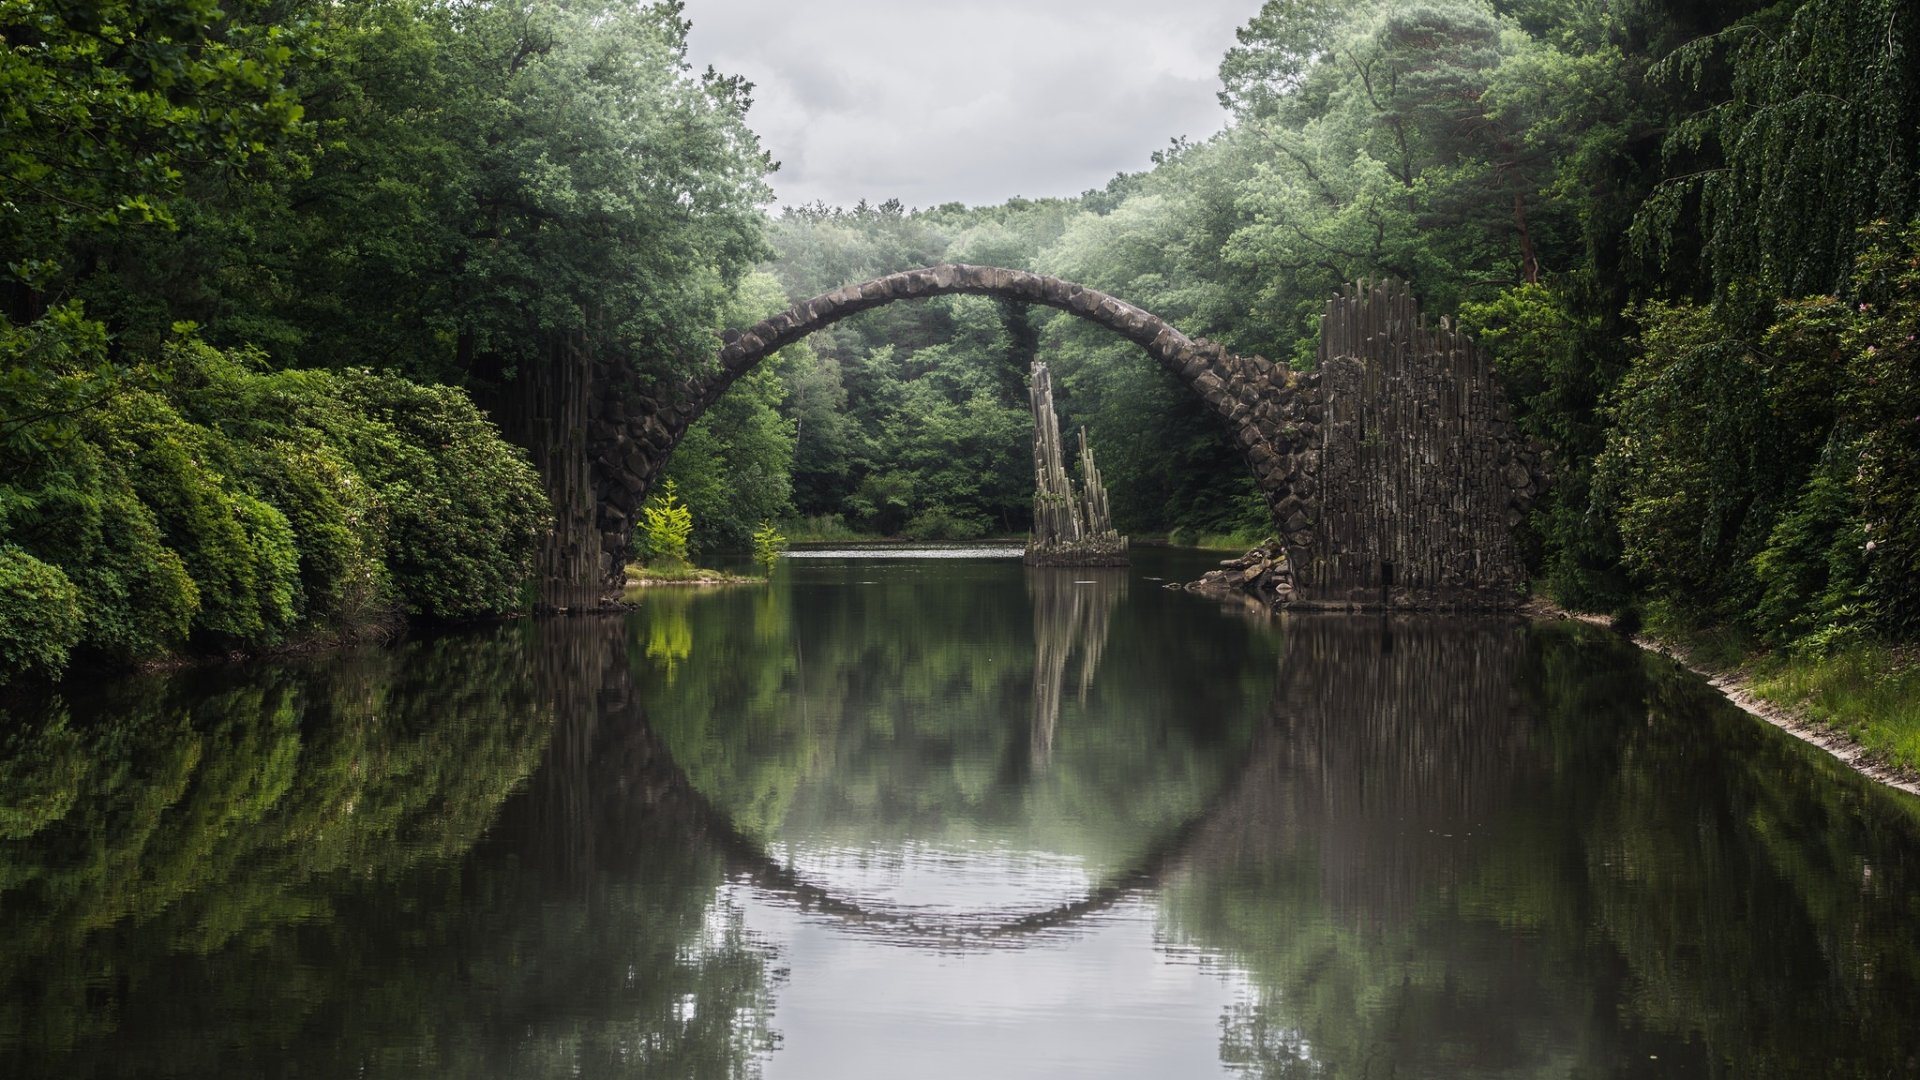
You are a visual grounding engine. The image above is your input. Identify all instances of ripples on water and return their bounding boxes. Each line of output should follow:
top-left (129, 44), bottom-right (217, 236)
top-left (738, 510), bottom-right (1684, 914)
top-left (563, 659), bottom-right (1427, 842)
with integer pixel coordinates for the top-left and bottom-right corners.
top-left (2, 548), bottom-right (1919, 1078)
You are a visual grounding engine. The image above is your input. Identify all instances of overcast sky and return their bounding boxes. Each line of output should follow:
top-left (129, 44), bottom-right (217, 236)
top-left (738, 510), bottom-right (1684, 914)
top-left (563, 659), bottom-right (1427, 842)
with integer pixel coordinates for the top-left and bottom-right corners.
top-left (679, 0), bottom-right (1259, 211)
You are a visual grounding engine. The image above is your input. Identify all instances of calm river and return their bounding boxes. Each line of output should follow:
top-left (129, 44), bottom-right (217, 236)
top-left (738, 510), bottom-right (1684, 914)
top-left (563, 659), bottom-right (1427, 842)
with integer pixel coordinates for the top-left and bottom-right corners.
top-left (3, 547), bottom-right (1918, 1078)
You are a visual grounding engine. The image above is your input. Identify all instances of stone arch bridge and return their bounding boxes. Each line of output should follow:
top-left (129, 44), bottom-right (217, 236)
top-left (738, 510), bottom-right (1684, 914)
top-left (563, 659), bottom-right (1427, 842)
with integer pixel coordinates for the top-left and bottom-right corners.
top-left (570, 265), bottom-right (1544, 610)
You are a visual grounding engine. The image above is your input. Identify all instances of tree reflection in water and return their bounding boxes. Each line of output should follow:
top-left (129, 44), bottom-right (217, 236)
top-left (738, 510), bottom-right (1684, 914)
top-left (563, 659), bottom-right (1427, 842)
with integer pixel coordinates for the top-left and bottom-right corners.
top-left (1159, 618), bottom-right (1920, 1079)
top-left (0, 619), bottom-right (777, 1079)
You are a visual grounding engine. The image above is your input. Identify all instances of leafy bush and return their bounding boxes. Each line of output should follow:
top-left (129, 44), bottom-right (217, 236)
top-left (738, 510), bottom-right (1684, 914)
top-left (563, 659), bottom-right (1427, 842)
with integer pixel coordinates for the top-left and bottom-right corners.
top-left (639, 480), bottom-right (694, 568)
top-left (236, 438), bottom-right (393, 631)
top-left (902, 505), bottom-right (989, 541)
top-left (1593, 221), bottom-right (1920, 646)
top-left (751, 522), bottom-right (787, 576)
top-left (1747, 452), bottom-right (1868, 650)
top-left (313, 370), bottom-right (548, 620)
top-left (90, 388), bottom-right (300, 645)
top-left (67, 460), bottom-right (202, 661)
top-left (0, 547), bottom-right (82, 681)
top-left (0, 332), bottom-right (549, 678)
top-left (1592, 301), bottom-right (1779, 620)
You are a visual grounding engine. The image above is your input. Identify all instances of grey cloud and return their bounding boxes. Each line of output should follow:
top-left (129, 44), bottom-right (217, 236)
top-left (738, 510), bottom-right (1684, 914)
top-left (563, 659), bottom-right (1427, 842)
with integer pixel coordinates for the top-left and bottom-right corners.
top-left (682, 0), bottom-right (1256, 209)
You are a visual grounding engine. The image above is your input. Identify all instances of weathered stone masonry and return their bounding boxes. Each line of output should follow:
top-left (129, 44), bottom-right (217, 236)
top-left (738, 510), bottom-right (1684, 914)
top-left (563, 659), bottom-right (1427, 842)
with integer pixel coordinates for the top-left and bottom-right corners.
top-left (576, 264), bottom-right (1541, 610)
top-left (1294, 280), bottom-right (1545, 608)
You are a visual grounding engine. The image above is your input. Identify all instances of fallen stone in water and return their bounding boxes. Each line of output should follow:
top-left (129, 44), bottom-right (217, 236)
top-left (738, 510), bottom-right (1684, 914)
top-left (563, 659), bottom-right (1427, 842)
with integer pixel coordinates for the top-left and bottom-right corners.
top-left (1180, 540), bottom-right (1293, 610)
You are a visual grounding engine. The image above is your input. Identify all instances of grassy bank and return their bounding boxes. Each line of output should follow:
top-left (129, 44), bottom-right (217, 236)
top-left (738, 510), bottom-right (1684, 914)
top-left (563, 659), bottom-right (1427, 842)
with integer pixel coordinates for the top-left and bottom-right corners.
top-left (1638, 609), bottom-right (1920, 776)
top-left (1742, 644), bottom-right (1920, 771)
top-left (621, 563), bottom-right (759, 595)
top-left (1164, 526), bottom-right (1270, 552)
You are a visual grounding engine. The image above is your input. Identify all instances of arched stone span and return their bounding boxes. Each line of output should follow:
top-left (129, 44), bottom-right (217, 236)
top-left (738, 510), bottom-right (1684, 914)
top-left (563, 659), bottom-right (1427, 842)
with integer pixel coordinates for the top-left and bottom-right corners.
top-left (699, 263), bottom-right (1283, 428)
top-left (587, 267), bottom-right (1541, 610)
top-left (607, 265), bottom-right (1300, 574)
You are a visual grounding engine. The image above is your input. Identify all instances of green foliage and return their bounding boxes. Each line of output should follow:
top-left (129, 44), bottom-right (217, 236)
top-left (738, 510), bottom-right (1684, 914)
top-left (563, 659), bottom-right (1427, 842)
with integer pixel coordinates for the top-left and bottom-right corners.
top-left (1592, 300), bottom-right (1777, 615)
top-left (318, 369), bottom-right (548, 620)
top-left (765, 212), bottom-right (1046, 537)
top-left (0, 0), bottom-right (304, 268)
top-left (750, 523), bottom-right (786, 577)
top-left (5, 0), bottom-right (1915, 667)
top-left (1592, 220), bottom-right (1920, 645)
top-left (152, 0), bottom-right (775, 387)
top-left (1637, 0), bottom-right (1919, 332)
top-left (1458, 282), bottom-right (1627, 605)
top-left (639, 480), bottom-right (694, 570)
top-left (1840, 223), bottom-right (1920, 634)
top-left (1746, 643), bottom-right (1920, 769)
top-left (0, 548), bottom-right (82, 679)
top-left (663, 274), bottom-right (796, 554)
top-left (901, 506), bottom-right (990, 542)
top-left (0, 335), bottom-right (546, 678)
top-left (1216, 0), bottom-right (1349, 117)
top-left (67, 454), bottom-right (203, 662)
top-left (4, 0), bottom-right (776, 631)
top-left (1761, 220), bottom-right (1920, 637)
top-left (780, 513), bottom-right (871, 544)
top-left (1747, 452), bottom-right (1868, 650)
top-left (97, 387), bottom-right (302, 644)
top-left (1165, 523), bottom-right (1272, 551)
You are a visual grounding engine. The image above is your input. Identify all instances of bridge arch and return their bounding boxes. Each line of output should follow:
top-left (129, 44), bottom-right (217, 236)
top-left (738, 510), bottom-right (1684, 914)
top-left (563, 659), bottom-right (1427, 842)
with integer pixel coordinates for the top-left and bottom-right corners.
top-left (691, 263), bottom-right (1287, 441)
top-left (608, 264), bottom-right (1302, 564)
top-left (587, 268), bottom-right (1541, 610)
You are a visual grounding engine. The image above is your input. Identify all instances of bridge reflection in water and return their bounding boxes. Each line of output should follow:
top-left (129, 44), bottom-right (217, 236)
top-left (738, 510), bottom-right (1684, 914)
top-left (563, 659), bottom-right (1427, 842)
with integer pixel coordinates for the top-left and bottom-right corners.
top-left (593, 611), bottom-right (1541, 951)
top-left (585, 597), bottom-right (1920, 1078)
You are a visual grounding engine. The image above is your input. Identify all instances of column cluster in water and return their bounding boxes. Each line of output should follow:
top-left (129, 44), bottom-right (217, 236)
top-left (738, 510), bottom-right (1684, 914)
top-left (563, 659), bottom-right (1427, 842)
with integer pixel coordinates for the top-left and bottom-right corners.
top-left (1026, 361), bottom-right (1127, 566)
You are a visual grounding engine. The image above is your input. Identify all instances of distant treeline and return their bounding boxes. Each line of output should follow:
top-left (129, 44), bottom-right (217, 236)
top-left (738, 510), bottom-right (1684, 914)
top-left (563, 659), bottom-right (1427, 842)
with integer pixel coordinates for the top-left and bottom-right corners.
top-left (4, 0), bottom-right (1917, 683)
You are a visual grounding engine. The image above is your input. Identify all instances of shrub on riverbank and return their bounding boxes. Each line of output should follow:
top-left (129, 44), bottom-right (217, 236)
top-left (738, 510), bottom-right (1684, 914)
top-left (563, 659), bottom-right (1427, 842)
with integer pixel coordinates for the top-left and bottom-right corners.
top-left (0, 336), bottom-right (548, 686)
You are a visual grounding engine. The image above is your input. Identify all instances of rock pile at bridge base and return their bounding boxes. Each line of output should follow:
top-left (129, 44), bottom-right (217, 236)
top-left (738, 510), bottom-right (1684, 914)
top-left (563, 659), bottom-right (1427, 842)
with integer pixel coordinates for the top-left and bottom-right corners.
top-left (1179, 542), bottom-right (1295, 608)
top-left (1178, 540), bottom-right (1528, 613)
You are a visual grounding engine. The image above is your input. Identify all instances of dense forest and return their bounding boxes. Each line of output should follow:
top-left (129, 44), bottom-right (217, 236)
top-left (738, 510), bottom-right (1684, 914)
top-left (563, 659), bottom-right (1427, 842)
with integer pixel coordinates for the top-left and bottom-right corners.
top-left (3, 0), bottom-right (1917, 685)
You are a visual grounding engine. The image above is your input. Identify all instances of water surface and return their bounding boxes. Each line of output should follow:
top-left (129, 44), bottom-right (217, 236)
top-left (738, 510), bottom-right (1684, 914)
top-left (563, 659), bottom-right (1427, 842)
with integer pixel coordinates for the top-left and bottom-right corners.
top-left (3, 548), bottom-right (1918, 1078)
